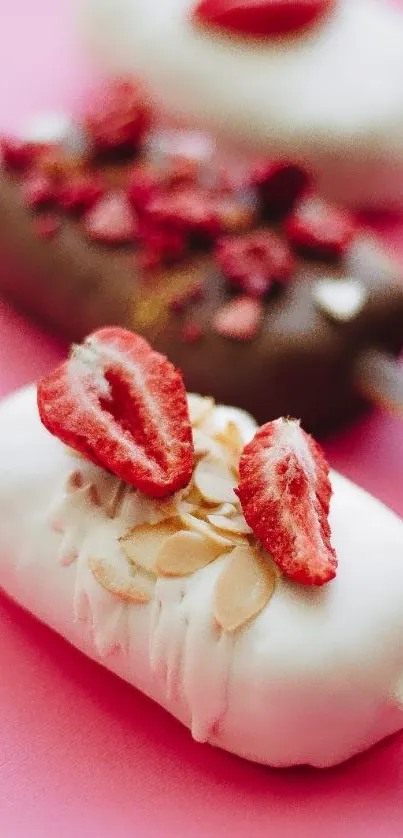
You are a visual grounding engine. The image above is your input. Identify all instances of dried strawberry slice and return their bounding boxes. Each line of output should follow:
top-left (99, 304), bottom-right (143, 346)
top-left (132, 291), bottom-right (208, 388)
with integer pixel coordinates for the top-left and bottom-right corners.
top-left (127, 166), bottom-right (161, 215)
top-left (192, 0), bottom-right (335, 38)
top-left (139, 225), bottom-right (187, 271)
top-left (83, 192), bottom-right (138, 245)
top-left (216, 230), bottom-right (294, 296)
top-left (147, 187), bottom-right (221, 241)
top-left (236, 418), bottom-right (337, 586)
top-left (84, 78), bottom-right (153, 153)
top-left (1, 138), bottom-right (41, 171)
top-left (251, 160), bottom-right (310, 219)
top-left (58, 175), bottom-right (105, 214)
top-left (37, 328), bottom-right (194, 497)
top-left (213, 296), bottom-right (263, 341)
top-left (21, 173), bottom-right (57, 209)
top-left (285, 195), bottom-right (356, 259)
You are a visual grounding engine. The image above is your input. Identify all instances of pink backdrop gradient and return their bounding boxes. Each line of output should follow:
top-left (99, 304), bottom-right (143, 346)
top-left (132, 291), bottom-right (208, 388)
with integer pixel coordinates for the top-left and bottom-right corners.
top-left (1, 2), bottom-right (403, 835)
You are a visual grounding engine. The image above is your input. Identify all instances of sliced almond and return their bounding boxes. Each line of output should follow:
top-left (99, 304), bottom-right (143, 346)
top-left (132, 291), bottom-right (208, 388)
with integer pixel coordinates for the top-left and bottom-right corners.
top-left (194, 455), bottom-right (238, 504)
top-left (177, 499), bottom-right (198, 516)
top-left (180, 511), bottom-right (240, 549)
top-left (89, 557), bottom-right (153, 604)
top-left (207, 513), bottom-right (252, 536)
top-left (181, 483), bottom-right (204, 507)
top-left (156, 530), bottom-right (222, 576)
top-left (213, 545), bottom-right (276, 633)
top-left (193, 428), bottom-right (215, 458)
top-left (120, 520), bottom-right (181, 573)
top-left (187, 394), bottom-right (215, 426)
top-left (193, 428), bottom-right (230, 462)
top-left (214, 421), bottom-right (244, 455)
top-left (214, 502), bottom-right (239, 518)
top-left (124, 490), bottom-right (184, 526)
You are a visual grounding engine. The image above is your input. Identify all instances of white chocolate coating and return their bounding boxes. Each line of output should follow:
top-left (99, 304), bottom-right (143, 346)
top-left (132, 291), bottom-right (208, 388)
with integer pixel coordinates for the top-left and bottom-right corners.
top-left (1, 385), bottom-right (403, 767)
top-left (79, 0), bottom-right (403, 208)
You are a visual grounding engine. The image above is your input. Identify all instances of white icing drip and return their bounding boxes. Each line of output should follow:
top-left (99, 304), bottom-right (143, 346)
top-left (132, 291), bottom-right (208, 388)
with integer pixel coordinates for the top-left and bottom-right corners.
top-left (148, 564), bottom-right (233, 742)
top-left (181, 560), bottom-right (233, 742)
top-left (149, 578), bottom-right (186, 694)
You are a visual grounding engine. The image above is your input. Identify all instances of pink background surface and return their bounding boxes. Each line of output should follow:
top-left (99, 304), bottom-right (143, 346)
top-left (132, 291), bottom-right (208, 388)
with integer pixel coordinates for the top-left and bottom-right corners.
top-left (1, 2), bottom-right (403, 835)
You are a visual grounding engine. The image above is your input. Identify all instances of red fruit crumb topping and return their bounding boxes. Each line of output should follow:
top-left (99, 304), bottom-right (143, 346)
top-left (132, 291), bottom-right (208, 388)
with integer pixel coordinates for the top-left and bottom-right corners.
top-left (83, 192), bottom-right (138, 245)
top-left (213, 295), bottom-right (263, 341)
top-left (58, 175), bottom-right (105, 214)
top-left (128, 166), bottom-right (161, 215)
top-left (1, 138), bottom-right (39, 171)
top-left (139, 225), bottom-right (187, 271)
top-left (192, 0), bottom-right (336, 38)
top-left (22, 173), bottom-right (57, 209)
top-left (147, 187), bottom-right (221, 241)
top-left (84, 78), bottom-right (152, 153)
top-left (33, 214), bottom-right (61, 240)
top-left (216, 230), bottom-right (294, 296)
top-left (285, 195), bottom-right (356, 259)
top-left (251, 160), bottom-right (310, 218)
top-left (181, 322), bottom-right (204, 343)
top-left (37, 327), bottom-right (194, 497)
top-left (236, 417), bottom-right (337, 586)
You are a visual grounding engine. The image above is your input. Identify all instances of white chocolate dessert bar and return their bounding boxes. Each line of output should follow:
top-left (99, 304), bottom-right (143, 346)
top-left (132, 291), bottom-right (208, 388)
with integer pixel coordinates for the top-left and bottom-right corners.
top-left (79, 0), bottom-right (403, 208)
top-left (1, 384), bottom-right (403, 767)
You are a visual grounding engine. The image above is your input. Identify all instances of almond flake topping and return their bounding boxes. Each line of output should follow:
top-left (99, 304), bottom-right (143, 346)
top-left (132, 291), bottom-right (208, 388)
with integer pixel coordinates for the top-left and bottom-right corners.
top-left (60, 396), bottom-right (278, 632)
top-left (187, 393), bottom-right (215, 426)
top-left (120, 520), bottom-right (181, 574)
top-left (89, 557), bottom-right (154, 604)
top-left (213, 546), bottom-right (276, 632)
top-left (156, 530), bottom-right (222, 576)
top-left (207, 512), bottom-right (252, 535)
top-left (194, 455), bottom-right (238, 504)
top-left (179, 510), bottom-right (241, 548)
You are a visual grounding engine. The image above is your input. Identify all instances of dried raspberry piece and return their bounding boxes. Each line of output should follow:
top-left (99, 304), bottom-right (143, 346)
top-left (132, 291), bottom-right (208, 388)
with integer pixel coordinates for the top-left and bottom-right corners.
top-left (213, 296), bottom-right (263, 341)
top-left (236, 418), bottom-right (337, 586)
top-left (147, 187), bottom-right (221, 242)
top-left (216, 230), bottom-right (294, 296)
top-left (33, 213), bottom-right (61, 240)
top-left (37, 327), bottom-right (194, 497)
top-left (58, 175), bottom-right (105, 214)
top-left (21, 173), bottom-right (57, 209)
top-left (285, 195), bottom-right (356, 259)
top-left (83, 192), bottom-right (137, 245)
top-left (139, 225), bottom-right (187, 271)
top-left (127, 166), bottom-right (161, 215)
top-left (1, 138), bottom-right (40, 171)
top-left (192, 0), bottom-right (335, 38)
top-left (181, 322), bottom-right (204, 343)
top-left (251, 160), bottom-right (310, 219)
top-left (84, 78), bottom-right (152, 153)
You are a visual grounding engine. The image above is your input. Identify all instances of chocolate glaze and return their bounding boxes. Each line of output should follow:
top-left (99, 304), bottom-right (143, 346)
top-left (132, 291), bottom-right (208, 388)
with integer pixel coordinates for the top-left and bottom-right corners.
top-left (0, 167), bottom-right (403, 434)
